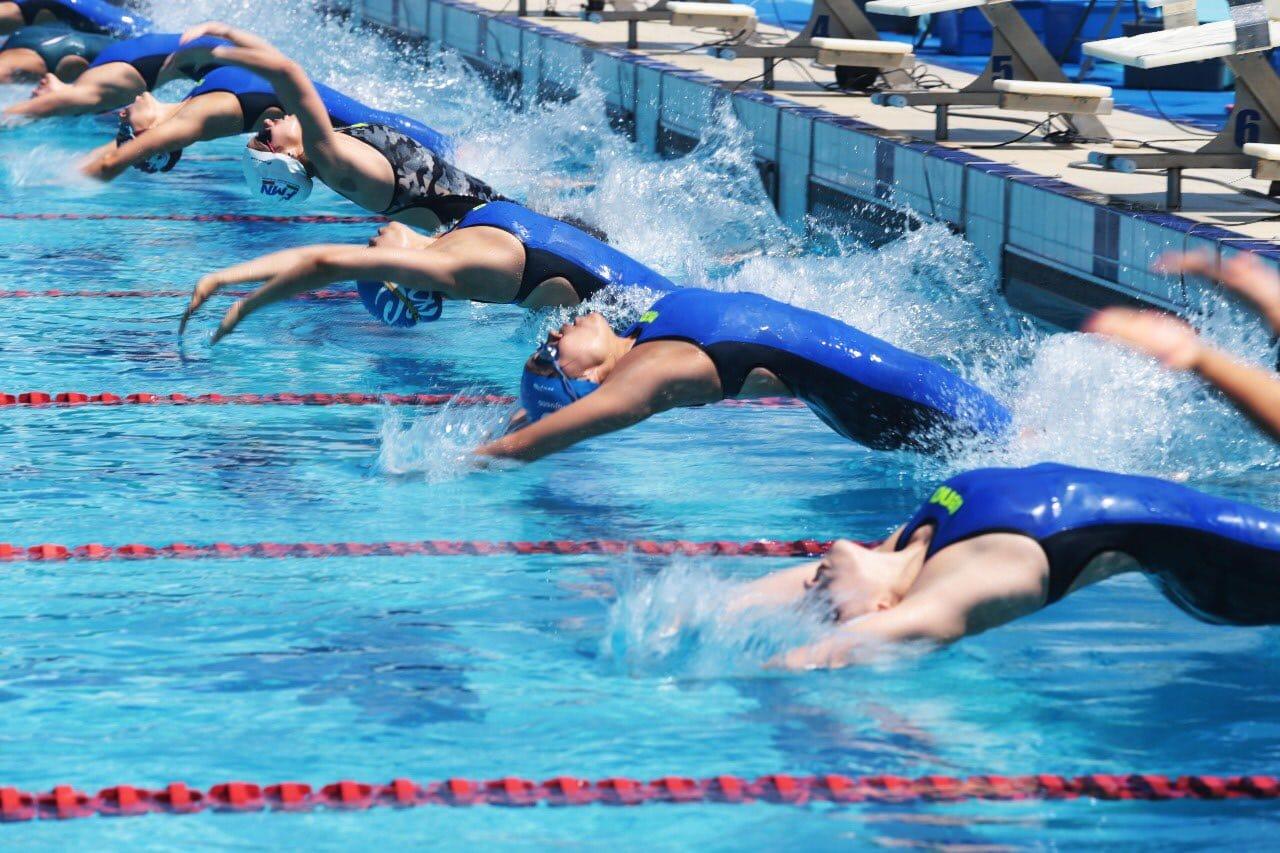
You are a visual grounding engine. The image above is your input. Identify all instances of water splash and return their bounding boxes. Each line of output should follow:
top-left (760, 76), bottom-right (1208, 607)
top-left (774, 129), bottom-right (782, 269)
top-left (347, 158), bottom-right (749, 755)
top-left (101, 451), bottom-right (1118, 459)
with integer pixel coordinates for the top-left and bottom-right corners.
top-left (376, 398), bottom-right (514, 481)
top-left (602, 560), bottom-right (837, 678)
top-left (134, 0), bottom-right (1280, 498)
top-left (0, 141), bottom-right (106, 191)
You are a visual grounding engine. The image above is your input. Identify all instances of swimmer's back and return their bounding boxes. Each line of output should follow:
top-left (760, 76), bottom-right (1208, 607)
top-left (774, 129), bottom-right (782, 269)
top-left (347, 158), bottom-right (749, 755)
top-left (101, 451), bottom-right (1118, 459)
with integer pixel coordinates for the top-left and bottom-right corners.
top-left (898, 463), bottom-right (1280, 625)
top-left (628, 288), bottom-right (1011, 450)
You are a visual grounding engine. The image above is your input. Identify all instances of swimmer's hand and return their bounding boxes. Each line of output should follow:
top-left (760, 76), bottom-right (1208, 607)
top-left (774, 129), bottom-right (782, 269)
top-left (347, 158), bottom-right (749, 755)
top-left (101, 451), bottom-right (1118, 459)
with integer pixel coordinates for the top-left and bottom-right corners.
top-left (178, 22), bottom-right (273, 50)
top-left (1083, 308), bottom-right (1203, 371)
top-left (1157, 250), bottom-right (1280, 333)
top-left (367, 222), bottom-right (436, 251)
top-left (179, 273), bottom-right (227, 336)
top-left (169, 23), bottom-right (284, 78)
top-left (178, 243), bottom-right (363, 339)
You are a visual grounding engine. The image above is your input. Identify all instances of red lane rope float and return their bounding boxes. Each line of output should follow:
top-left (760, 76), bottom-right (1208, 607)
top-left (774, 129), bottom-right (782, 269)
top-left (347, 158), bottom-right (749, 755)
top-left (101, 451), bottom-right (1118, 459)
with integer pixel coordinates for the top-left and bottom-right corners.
top-left (0, 391), bottom-right (803, 409)
top-left (0, 538), bottom-right (834, 563)
top-left (0, 289), bottom-right (359, 300)
top-left (2, 773), bottom-right (1277, 821)
top-left (0, 213), bottom-right (384, 224)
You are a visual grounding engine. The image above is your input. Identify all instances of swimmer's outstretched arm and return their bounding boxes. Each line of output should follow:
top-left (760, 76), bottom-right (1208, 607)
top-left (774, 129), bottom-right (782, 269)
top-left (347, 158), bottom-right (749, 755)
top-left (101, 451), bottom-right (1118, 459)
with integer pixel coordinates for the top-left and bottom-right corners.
top-left (172, 24), bottom-right (345, 170)
top-left (475, 381), bottom-right (655, 462)
top-left (1113, 250), bottom-right (1280, 442)
top-left (200, 246), bottom-right (467, 344)
top-left (1087, 305), bottom-right (1280, 443)
top-left (774, 597), bottom-right (961, 670)
top-left (475, 352), bottom-right (694, 462)
top-left (81, 97), bottom-right (239, 181)
top-left (4, 82), bottom-right (104, 118)
top-left (179, 243), bottom-right (356, 334)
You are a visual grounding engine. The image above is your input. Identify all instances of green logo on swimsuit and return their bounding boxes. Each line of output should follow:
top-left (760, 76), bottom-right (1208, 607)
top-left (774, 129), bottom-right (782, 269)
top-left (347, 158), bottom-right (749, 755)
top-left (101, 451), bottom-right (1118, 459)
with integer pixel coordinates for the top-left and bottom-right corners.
top-left (928, 485), bottom-right (964, 515)
top-left (638, 310), bottom-right (658, 323)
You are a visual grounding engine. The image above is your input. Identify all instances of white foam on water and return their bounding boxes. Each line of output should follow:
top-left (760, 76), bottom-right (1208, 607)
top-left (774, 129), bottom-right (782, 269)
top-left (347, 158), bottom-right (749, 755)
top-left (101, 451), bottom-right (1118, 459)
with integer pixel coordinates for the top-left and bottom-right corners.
top-left (376, 398), bottom-right (515, 481)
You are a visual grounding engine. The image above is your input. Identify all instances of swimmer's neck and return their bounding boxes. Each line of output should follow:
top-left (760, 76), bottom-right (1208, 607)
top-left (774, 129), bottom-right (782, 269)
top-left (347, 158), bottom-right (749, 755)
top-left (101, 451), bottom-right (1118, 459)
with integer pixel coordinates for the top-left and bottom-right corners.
top-left (599, 332), bottom-right (636, 378)
top-left (891, 534), bottom-right (930, 600)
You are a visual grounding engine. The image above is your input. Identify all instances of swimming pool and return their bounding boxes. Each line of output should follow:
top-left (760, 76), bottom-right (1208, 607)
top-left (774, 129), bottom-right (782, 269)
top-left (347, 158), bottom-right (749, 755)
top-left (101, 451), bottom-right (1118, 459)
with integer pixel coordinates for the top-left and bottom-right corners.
top-left (1, 1), bottom-right (1279, 847)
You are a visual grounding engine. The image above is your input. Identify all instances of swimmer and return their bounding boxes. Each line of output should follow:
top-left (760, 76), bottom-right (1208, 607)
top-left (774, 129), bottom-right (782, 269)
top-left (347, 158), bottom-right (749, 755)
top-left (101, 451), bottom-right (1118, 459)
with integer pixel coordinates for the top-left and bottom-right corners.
top-left (4, 32), bottom-right (225, 119)
top-left (0, 25), bottom-right (110, 84)
top-left (178, 203), bottom-right (677, 335)
top-left (80, 65), bottom-right (450, 183)
top-left (1086, 251), bottom-right (1280, 444)
top-left (168, 23), bottom-right (495, 229)
top-left (473, 287), bottom-right (1011, 461)
top-left (738, 463), bottom-right (1280, 669)
top-left (0, 0), bottom-right (148, 37)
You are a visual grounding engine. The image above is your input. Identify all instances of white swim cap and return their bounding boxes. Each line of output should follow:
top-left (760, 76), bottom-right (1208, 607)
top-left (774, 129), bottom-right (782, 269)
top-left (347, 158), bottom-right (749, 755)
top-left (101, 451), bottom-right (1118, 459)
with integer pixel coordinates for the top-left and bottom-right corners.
top-left (241, 146), bottom-right (313, 205)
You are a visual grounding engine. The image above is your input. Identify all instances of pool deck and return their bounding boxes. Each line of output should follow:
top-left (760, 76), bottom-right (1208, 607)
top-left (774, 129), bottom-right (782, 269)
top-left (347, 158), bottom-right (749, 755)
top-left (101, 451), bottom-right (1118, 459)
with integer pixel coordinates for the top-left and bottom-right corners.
top-left (346, 0), bottom-right (1280, 328)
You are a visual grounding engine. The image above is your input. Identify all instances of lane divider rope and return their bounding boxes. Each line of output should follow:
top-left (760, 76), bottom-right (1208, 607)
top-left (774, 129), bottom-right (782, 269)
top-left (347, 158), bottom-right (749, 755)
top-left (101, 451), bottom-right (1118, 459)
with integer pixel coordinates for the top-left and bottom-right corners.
top-left (0, 538), bottom-right (834, 563)
top-left (0, 213), bottom-right (384, 223)
top-left (0, 391), bottom-right (803, 409)
top-left (3, 773), bottom-right (1277, 821)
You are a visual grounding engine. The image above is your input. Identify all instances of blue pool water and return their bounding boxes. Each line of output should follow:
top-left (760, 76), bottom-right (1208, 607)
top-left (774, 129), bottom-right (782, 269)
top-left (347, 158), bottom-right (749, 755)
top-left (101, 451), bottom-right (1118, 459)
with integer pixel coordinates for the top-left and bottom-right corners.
top-left (1, 1), bottom-right (1278, 847)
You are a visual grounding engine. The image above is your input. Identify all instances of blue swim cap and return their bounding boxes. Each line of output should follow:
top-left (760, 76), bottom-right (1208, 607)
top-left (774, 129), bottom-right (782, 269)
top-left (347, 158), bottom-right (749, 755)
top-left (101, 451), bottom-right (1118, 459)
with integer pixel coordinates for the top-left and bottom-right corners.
top-left (520, 342), bottom-right (599, 422)
top-left (356, 280), bottom-right (443, 328)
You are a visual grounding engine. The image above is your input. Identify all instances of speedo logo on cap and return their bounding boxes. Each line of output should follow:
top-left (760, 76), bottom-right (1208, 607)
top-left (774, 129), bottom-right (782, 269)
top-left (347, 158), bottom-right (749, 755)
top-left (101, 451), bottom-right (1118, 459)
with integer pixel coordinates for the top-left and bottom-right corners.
top-left (928, 485), bottom-right (964, 515)
top-left (260, 179), bottom-right (301, 200)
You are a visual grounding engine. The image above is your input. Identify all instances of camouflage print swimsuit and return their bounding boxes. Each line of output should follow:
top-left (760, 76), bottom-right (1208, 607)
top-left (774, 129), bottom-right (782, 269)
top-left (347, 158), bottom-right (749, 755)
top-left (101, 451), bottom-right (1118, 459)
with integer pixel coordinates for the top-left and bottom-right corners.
top-left (336, 122), bottom-right (503, 225)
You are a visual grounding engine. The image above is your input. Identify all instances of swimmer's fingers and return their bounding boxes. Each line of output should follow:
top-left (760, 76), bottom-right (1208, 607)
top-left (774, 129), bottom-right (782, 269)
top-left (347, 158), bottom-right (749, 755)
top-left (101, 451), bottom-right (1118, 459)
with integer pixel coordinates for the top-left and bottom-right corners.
top-left (179, 277), bottom-right (223, 335)
top-left (166, 46), bottom-right (220, 73)
top-left (209, 300), bottom-right (247, 346)
top-left (1217, 254), bottom-right (1280, 329)
top-left (1085, 308), bottom-right (1202, 371)
top-left (181, 22), bottom-right (274, 51)
top-left (368, 223), bottom-right (414, 249)
top-left (1152, 250), bottom-right (1215, 278)
top-left (179, 22), bottom-right (235, 45)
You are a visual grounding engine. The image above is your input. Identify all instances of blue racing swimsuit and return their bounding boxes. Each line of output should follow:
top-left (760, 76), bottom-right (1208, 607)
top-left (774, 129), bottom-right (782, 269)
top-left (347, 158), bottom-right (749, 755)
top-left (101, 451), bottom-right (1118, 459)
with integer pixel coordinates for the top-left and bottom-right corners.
top-left (183, 67), bottom-right (452, 157)
top-left (624, 288), bottom-right (1011, 451)
top-left (897, 463), bottom-right (1280, 625)
top-left (451, 201), bottom-right (679, 303)
top-left (11, 0), bottom-right (148, 37)
top-left (87, 33), bottom-right (225, 89)
top-left (3, 24), bottom-right (110, 68)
